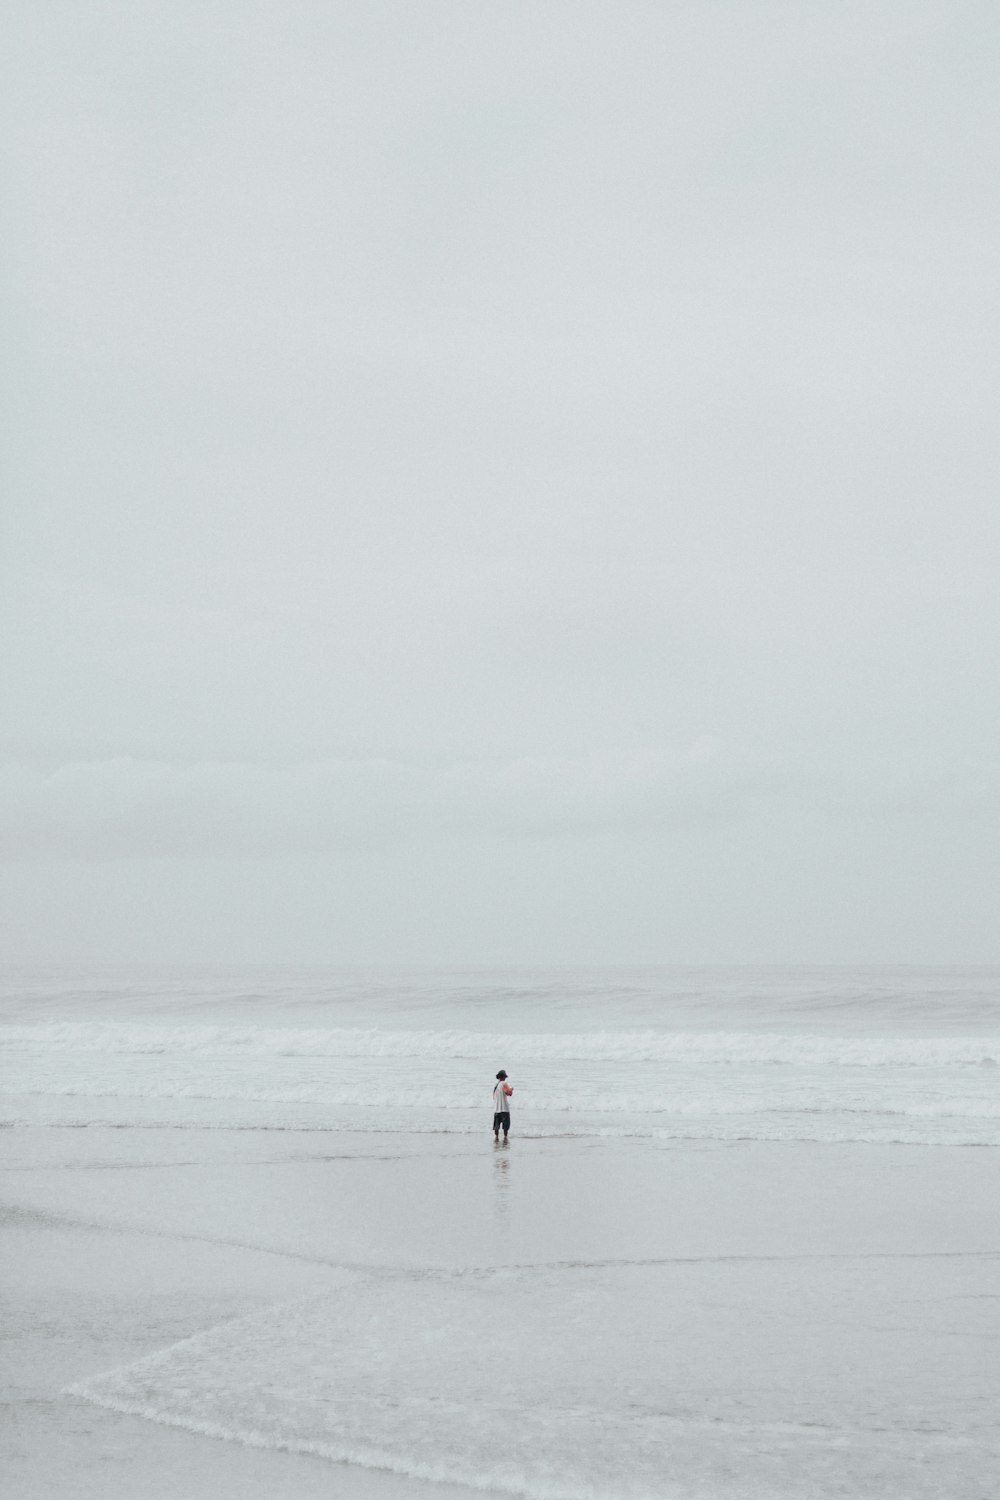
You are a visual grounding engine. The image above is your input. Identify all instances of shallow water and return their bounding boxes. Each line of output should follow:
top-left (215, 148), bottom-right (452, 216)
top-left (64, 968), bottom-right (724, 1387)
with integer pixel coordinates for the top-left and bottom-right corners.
top-left (3, 964), bottom-right (1000, 1145)
top-left (3, 966), bottom-right (999, 1498)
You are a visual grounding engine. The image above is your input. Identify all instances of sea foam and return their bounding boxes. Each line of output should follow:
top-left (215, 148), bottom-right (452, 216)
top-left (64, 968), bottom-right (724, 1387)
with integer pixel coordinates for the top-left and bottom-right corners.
top-left (68, 1261), bottom-right (1000, 1500)
top-left (4, 1021), bottom-right (999, 1067)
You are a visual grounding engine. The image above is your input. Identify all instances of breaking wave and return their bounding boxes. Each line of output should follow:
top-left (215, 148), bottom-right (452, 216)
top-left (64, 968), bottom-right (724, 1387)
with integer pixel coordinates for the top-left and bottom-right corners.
top-left (4, 1022), bottom-right (999, 1068)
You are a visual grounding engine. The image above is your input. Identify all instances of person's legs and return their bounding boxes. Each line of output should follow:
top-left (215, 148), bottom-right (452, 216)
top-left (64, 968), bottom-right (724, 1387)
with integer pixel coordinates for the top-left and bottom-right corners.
top-left (502, 1111), bottom-right (510, 1140)
top-left (493, 1112), bottom-right (503, 1140)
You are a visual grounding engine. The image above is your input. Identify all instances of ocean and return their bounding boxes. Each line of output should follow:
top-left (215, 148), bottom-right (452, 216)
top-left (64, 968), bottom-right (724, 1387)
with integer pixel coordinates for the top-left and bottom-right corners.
top-left (3, 965), bottom-right (999, 1498)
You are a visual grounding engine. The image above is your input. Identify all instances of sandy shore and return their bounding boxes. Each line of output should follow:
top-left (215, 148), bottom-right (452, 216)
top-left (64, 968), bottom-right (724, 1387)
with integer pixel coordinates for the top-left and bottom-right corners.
top-left (3, 1124), bottom-right (998, 1498)
top-left (3, 1126), bottom-right (510, 1500)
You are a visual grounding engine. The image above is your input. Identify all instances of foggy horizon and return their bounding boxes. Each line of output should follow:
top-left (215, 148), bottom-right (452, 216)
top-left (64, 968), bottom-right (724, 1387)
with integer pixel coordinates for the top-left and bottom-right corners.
top-left (3, 2), bottom-right (998, 966)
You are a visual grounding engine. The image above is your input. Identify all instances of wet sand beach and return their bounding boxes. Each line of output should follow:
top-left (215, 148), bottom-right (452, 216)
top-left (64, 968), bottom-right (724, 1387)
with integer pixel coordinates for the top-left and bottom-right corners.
top-left (4, 1116), bottom-right (998, 1499)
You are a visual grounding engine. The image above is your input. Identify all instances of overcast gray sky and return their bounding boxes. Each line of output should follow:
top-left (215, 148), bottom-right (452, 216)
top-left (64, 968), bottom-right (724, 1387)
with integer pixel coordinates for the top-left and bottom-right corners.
top-left (2, 1), bottom-right (998, 964)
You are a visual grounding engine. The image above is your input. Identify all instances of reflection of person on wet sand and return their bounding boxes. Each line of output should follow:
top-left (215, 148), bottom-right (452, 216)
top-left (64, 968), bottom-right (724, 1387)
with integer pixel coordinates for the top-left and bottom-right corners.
top-left (492, 1069), bottom-right (513, 1141)
top-left (492, 1145), bottom-right (511, 1215)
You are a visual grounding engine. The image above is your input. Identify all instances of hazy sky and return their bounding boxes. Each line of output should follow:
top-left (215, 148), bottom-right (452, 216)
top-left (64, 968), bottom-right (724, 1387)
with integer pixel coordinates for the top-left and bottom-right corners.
top-left (2, 2), bottom-right (998, 964)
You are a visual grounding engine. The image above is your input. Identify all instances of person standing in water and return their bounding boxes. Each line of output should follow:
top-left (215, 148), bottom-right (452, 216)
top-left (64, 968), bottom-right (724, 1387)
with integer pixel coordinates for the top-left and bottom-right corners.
top-left (492, 1070), bottom-right (513, 1141)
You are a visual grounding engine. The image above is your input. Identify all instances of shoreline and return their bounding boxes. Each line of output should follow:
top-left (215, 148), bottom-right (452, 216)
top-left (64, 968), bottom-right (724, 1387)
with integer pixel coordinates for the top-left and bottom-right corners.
top-left (4, 1123), bottom-right (999, 1498)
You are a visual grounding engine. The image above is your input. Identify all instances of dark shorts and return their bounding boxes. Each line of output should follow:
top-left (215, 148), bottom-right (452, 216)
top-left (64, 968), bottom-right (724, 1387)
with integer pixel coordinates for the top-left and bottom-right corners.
top-left (493, 1112), bottom-right (511, 1133)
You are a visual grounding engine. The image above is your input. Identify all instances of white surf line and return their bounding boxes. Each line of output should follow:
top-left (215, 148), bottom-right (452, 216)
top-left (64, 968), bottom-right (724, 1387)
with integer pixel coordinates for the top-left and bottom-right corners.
top-left (62, 1387), bottom-right (558, 1500)
top-left (66, 1325), bottom-right (988, 1500)
top-left (68, 1377), bottom-right (991, 1465)
top-left (58, 1254), bottom-right (1000, 1452)
top-left (61, 1295), bottom-right (566, 1500)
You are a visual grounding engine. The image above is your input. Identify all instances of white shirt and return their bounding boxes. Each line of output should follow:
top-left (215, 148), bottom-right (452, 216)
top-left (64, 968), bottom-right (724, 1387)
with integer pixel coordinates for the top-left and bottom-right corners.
top-left (493, 1080), bottom-right (511, 1113)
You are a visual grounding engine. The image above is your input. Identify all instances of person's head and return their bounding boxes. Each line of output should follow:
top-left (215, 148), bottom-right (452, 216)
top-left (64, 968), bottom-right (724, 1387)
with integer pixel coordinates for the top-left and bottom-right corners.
top-left (496, 1070), bottom-right (507, 1080)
